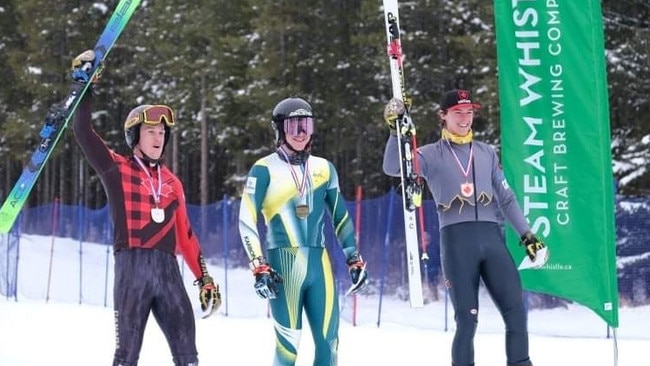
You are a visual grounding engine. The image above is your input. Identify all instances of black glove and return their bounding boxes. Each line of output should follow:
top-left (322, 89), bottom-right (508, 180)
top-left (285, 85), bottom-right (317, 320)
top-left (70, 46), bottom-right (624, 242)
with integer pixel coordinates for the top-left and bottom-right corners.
top-left (383, 98), bottom-right (405, 130)
top-left (71, 50), bottom-right (103, 83)
top-left (250, 257), bottom-right (283, 299)
top-left (346, 253), bottom-right (368, 295)
top-left (195, 274), bottom-right (221, 318)
top-left (520, 232), bottom-right (547, 262)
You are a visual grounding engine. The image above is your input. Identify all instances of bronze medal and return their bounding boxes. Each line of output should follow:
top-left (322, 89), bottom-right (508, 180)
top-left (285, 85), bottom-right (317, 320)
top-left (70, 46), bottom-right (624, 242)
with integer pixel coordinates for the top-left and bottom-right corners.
top-left (295, 204), bottom-right (309, 219)
top-left (278, 147), bottom-right (311, 220)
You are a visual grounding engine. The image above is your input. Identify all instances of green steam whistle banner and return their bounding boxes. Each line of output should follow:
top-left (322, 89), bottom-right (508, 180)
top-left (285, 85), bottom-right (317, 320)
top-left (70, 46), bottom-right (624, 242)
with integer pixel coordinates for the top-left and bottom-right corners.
top-left (494, 0), bottom-right (618, 327)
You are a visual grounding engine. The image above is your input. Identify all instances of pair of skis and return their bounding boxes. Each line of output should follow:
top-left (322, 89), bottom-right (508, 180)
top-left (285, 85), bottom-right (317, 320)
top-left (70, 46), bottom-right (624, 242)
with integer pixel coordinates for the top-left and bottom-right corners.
top-left (382, 0), bottom-right (426, 308)
top-left (0, 0), bottom-right (142, 234)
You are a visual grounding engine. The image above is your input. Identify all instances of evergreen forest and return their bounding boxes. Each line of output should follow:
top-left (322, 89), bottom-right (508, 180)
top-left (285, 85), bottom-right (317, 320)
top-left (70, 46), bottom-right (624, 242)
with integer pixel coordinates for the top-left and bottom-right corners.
top-left (0, 0), bottom-right (648, 208)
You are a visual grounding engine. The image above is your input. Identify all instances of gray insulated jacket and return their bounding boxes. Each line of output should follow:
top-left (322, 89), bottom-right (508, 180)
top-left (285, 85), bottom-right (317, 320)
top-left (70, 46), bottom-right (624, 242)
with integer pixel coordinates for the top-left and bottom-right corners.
top-left (383, 134), bottom-right (530, 235)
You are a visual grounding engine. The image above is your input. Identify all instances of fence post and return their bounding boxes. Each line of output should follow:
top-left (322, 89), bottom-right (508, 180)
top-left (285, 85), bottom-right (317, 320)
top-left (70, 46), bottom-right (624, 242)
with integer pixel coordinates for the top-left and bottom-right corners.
top-left (377, 189), bottom-right (395, 327)
top-left (10, 212), bottom-right (21, 301)
top-left (2, 232), bottom-right (8, 300)
top-left (78, 201), bottom-right (84, 304)
top-left (351, 185), bottom-right (363, 326)
top-left (46, 198), bottom-right (60, 303)
top-left (222, 194), bottom-right (229, 317)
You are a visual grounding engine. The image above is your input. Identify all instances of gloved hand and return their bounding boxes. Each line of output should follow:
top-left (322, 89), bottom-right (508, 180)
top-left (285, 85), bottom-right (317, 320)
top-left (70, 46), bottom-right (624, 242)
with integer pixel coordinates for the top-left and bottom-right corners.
top-left (346, 252), bottom-right (368, 295)
top-left (195, 274), bottom-right (222, 318)
top-left (250, 257), bottom-right (283, 299)
top-left (520, 232), bottom-right (547, 262)
top-left (71, 50), bottom-right (103, 83)
top-left (383, 98), bottom-right (405, 130)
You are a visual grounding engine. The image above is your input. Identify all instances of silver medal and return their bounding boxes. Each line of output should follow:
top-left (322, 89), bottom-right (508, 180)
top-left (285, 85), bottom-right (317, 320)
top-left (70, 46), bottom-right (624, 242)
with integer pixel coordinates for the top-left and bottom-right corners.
top-left (151, 208), bottom-right (165, 223)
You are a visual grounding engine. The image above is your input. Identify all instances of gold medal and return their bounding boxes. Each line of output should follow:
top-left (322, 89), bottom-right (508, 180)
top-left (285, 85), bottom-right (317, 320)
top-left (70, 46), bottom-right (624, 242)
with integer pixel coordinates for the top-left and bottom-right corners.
top-left (295, 204), bottom-right (309, 219)
top-left (461, 182), bottom-right (474, 198)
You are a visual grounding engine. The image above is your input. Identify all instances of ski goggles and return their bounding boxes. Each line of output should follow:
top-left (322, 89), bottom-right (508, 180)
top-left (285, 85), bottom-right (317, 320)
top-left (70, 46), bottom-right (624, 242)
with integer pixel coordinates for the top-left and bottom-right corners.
top-left (283, 117), bottom-right (314, 136)
top-left (125, 105), bottom-right (176, 129)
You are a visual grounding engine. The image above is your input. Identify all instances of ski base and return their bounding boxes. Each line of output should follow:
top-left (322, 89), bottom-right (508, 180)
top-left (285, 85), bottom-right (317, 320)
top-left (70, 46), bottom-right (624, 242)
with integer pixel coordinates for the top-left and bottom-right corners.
top-left (0, 0), bottom-right (142, 233)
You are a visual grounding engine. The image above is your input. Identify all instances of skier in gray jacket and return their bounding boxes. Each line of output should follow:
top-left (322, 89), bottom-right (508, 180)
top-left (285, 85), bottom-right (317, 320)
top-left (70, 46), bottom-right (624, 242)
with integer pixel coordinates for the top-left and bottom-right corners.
top-left (382, 89), bottom-right (548, 366)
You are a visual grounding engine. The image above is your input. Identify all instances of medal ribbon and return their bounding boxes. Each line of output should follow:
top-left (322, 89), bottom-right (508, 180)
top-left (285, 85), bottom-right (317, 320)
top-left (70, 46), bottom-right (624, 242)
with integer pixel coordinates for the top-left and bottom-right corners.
top-left (133, 156), bottom-right (162, 205)
top-left (278, 148), bottom-right (309, 198)
top-left (445, 140), bottom-right (474, 182)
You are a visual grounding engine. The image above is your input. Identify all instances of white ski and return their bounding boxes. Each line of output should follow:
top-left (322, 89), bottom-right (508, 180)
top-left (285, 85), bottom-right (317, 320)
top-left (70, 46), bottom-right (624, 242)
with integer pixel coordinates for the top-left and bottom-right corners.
top-left (382, 0), bottom-right (424, 308)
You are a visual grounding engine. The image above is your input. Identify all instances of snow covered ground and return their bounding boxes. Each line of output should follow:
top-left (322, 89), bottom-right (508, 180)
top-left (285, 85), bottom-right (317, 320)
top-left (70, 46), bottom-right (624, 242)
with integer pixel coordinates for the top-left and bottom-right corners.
top-left (0, 234), bottom-right (647, 365)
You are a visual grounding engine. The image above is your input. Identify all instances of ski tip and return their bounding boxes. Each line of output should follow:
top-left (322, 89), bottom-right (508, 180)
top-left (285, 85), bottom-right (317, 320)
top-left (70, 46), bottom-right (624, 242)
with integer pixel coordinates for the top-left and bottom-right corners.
top-left (201, 311), bottom-right (216, 320)
top-left (200, 299), bottom-right (219, 319)
top-left (518, 247), bottom-right (550, 270)
top-left (201, 308), bottom-right (217, 319)
top-left (344, 286), bottom-right (355, 297)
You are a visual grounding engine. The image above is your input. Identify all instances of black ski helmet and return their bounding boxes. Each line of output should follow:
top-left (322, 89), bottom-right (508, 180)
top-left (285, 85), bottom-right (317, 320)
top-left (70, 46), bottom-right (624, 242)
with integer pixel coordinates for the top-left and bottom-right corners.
top-left (123, 104), bottom-right (172, 150)
top-left (271, 97), bottom-right (314, 145)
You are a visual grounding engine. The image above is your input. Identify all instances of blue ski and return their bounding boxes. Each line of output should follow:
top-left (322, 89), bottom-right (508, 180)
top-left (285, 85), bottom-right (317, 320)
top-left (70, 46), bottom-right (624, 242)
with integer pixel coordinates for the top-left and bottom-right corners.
top-left (0, 0), bottom-right (142, 233)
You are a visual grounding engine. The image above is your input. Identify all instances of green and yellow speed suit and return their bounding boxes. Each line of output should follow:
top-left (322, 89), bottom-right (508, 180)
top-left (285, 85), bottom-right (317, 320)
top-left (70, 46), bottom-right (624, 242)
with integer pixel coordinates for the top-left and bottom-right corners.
top-left (238, 150), bottom-right (359, 366)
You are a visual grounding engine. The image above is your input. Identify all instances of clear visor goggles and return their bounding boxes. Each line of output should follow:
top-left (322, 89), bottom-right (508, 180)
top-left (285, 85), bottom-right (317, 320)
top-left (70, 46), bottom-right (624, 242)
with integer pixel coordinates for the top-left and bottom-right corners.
top-left (283, 117), bottom-right (314, 136)
top-left (125, 105), bottom-right (176, 129)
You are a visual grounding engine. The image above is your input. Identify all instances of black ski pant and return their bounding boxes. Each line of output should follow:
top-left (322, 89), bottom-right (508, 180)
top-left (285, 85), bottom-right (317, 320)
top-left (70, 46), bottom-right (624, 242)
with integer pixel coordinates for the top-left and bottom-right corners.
top-left (440, 221), bottom-right (531, 366)
top-left (112, 249), bottom-right (198, 366)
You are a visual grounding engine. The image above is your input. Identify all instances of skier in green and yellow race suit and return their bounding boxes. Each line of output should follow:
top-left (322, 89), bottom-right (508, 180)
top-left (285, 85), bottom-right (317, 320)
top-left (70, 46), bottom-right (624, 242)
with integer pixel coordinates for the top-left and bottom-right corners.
top-left (238, 97), bottom-right (368, 366)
